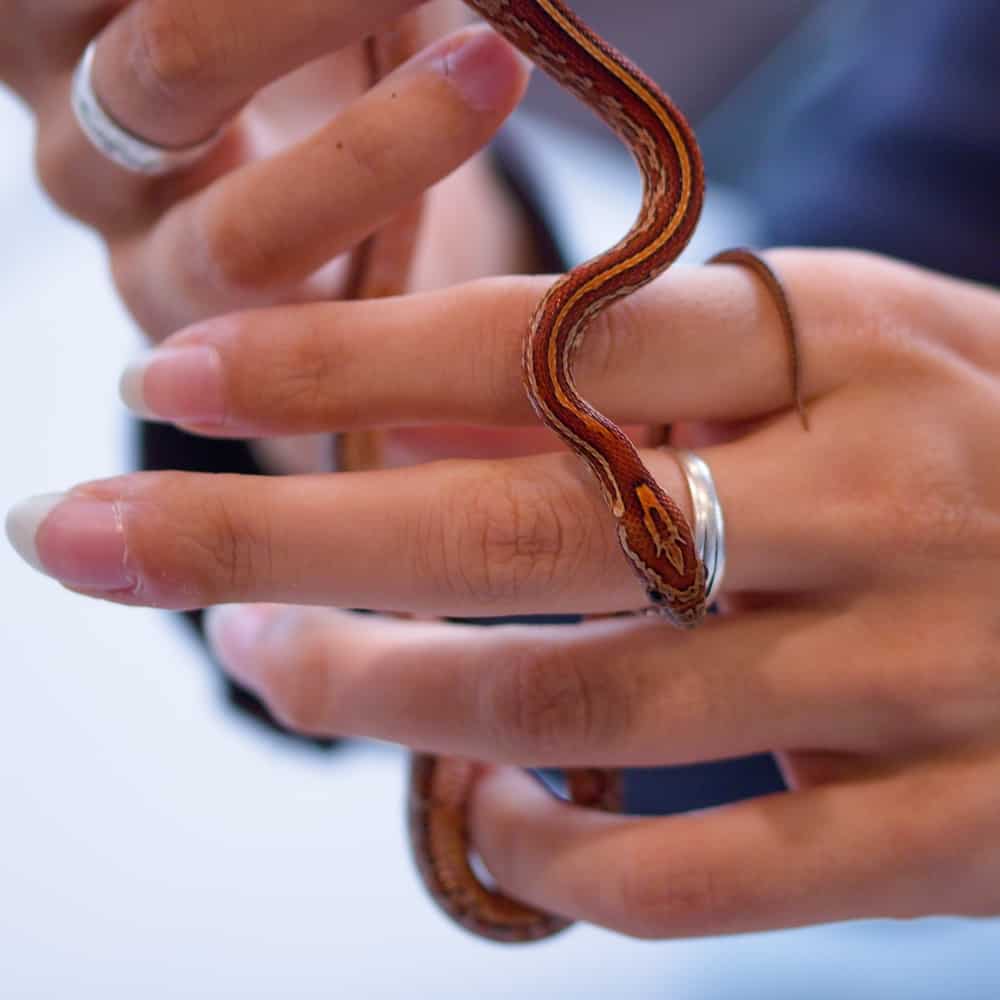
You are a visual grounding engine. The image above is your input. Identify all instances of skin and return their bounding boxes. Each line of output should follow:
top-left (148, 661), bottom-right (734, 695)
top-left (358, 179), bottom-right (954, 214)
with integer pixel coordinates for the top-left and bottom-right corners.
top-left (1, 0), bottom-right (536, 354)
top-left (3, 0), bottom-right (546, 473)
top-left (14, 249), bottom-right (1000, 938)
top-left (7, 0), bottom-right (1000, 941)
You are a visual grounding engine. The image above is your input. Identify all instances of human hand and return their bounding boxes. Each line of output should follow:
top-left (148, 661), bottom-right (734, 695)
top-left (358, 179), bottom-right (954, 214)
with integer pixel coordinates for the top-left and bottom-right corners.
top-left (1, 0), bottom-right (533, 337)
top-left (10, 249), bottom-right (1000, 937)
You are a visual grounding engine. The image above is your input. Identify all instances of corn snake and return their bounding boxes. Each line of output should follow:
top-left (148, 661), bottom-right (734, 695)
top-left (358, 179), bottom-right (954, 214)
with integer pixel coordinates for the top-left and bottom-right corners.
top-left (341, 0), bottom-right (802, 943)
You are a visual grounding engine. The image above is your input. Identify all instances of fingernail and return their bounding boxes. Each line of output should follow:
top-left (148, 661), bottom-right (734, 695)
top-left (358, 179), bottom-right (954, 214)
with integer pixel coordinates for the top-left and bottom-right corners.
top-left (5, 493), bottom-right (134, 591)
top-left (440, 28), bottom-right (531, 112)
top-left (120, 345), bottom-right (225, 424)
top-left (205, 604), bottom-right (276, 676)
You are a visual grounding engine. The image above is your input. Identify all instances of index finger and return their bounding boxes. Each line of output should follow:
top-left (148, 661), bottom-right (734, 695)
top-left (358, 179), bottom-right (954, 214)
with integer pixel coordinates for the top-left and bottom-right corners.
top-left (129, 249), bottom-right (937, 437)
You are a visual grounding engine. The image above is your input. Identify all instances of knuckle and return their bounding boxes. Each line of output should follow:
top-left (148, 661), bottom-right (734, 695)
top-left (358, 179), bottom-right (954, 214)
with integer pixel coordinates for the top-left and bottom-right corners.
top-left (854, 252), bottom-right (986, 365)
top-left (196, 209), bottom-right (277, 296)
top-left (251, 321), bottom-right (342, 423)
top-left (820, 250), bottom-right (984, 378)
top-left (865, 606), bottom-right (1000, 742)
top-left (133, 0), bottom-right (216, 108)
top-left (960, 627), bottom-right (1000, 726)
top-left (480, 643), bottom-right (627, 760)
top-left (434, 463), bottom-right (589, 607)
top-left (584, 292), bottom-right (644, 388)
top-left (476, 280), bottom-right (539, 419)
top-left (776, 250), bottom-right (933, 377)
top-left (874, 770), bottom-right (996, 919)
top-left (130, 473), bottom-right (274, 603)
top-left (187, 499), bottom-right (256, 597)
top-left (831, 425), bottom-right (980, 565)
top-left (845, 608), bottom-right (936, 727)
top-left (257, 621), bottom-right (333, 735)
top-left (613, 846), bottom-right (734, 939)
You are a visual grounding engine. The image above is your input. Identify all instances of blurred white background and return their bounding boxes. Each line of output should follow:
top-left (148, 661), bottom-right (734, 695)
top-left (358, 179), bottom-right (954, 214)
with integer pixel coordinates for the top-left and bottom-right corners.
top-left (2, 78), bottom-right (1000, 998)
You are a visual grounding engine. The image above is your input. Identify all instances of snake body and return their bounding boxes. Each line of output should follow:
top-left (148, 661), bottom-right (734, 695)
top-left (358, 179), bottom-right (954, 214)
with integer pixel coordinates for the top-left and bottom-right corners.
top-left (468, 0), bottom-right (707, 623)
top-left (347, 0), bottom-right (800, 945)
top-left (404, 0), bottom-right (706, 944)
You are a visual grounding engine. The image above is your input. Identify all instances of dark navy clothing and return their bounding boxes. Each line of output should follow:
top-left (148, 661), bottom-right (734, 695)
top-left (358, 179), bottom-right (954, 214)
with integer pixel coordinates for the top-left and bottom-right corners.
top-left (758, 0), bottom-right (1000, 286)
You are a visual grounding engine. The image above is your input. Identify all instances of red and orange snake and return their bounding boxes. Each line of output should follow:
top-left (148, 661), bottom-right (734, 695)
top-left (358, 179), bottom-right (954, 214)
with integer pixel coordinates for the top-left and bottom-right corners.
top-left (341, 0), bottom-right (802, 943)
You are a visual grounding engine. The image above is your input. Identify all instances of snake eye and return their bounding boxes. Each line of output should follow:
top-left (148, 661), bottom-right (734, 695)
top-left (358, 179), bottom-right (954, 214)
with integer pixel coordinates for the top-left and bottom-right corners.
top-left (647, 588), bottom-right (666, 604)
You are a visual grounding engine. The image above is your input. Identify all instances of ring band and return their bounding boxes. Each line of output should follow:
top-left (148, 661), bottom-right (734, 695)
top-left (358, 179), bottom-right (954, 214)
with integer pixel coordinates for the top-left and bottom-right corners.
top-left (674, 449), bottom-right (727, 606)
top-left (71, 40), bottom-right (222, 176)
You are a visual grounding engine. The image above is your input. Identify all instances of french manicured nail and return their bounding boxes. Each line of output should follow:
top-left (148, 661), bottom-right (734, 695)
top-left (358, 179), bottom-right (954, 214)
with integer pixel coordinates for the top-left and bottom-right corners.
top-left (120, 344), bottom-right (225, 424)
top-left (440, 28), bottom-right (531, 111)
top-left (5, 493), bottom-right (134, 591)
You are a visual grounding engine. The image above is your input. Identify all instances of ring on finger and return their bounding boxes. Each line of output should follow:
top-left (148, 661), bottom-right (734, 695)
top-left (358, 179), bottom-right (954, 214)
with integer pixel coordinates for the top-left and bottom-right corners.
top-left (674, 449), bottom-right (726, 606)
top-left (71, 40), bottom-right (223, 176)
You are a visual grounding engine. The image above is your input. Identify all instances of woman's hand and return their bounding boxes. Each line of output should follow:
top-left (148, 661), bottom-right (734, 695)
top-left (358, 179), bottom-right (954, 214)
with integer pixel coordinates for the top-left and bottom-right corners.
top-left (10, 249), bottom-right (1000, 937)
top-left (1, 0), bottom-right (533, 337)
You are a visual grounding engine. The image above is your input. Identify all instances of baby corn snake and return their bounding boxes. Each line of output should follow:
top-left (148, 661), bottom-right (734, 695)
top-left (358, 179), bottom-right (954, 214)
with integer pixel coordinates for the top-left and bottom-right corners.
top-left (340, 0), bottom-right (803, 943)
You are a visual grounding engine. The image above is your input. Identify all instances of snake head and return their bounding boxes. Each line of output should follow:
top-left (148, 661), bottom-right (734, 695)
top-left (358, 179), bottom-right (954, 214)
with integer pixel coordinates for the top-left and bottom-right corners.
top-left (646, 585), bottom-right (707, 628)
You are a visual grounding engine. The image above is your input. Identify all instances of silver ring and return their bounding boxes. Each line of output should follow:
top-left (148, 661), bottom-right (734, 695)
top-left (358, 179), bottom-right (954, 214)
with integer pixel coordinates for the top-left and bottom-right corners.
top-left (71, 40), bottom-right (222, 176)
top-left (674, 450), bottom-right (727, 606)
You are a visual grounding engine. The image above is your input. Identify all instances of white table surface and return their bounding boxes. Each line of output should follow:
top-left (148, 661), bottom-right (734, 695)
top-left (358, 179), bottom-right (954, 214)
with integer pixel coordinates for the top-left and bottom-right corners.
top-left (2, 86), bottom-right (998, 999)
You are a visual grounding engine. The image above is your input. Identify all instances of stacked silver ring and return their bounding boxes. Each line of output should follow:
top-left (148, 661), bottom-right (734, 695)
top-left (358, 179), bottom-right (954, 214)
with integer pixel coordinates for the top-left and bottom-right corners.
top-left (71, 40), bottom-right (222, 176)
top-left (674, 449), bottom-right (727, 606)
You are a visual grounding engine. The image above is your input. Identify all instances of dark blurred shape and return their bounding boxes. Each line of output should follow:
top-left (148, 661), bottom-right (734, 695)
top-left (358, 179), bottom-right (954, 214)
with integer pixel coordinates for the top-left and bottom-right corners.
top-left (757, 0), bottom-right (1000, 286)
top-left (625, 758), bottom-right (784, 815)
top-left (523, 0), bottom-right (821, 131)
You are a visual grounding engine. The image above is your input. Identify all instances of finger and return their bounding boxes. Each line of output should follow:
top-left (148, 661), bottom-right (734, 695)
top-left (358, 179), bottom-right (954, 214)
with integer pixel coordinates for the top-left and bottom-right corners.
top-left (467, 754), bottom-right (996, 939)
top-left (0, 2), bottom-right (121, 96)
top-left (114, 27), bottom-right (530, 330)
top-left (90, 0), bottom-right (421, 149)
top-left (34, 2), bottom-right (450, 231)
top-left (121, 250), bottom-right (955, 434)
top-left (11, 424), bottom-right (873, 615)
top-left (202, 601), bottom-right (905, 760)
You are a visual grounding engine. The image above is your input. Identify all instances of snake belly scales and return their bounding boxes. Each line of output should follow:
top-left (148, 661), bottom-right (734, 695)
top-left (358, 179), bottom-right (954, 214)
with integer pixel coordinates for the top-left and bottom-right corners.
top-left (338, 0), bottom-right (804, 944)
